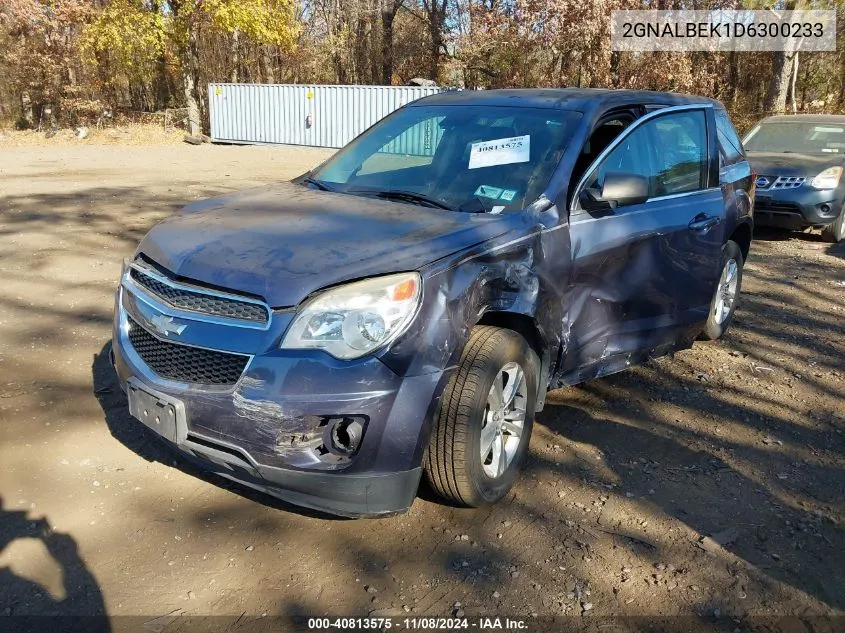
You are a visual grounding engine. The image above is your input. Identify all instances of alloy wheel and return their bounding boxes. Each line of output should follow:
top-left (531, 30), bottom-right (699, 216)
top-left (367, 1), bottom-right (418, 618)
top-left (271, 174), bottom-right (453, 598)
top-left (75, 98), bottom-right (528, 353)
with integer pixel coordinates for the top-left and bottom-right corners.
top-left (714, 258), bottom-right (739, 324)
top-left (480, 362), bottom-right (528, 478)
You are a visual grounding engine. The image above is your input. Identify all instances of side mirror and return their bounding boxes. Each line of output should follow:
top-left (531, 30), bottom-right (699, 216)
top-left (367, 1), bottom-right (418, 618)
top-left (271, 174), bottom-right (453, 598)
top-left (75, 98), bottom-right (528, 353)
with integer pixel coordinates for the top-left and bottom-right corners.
top-left (580, 171), bottom-right (649, 212)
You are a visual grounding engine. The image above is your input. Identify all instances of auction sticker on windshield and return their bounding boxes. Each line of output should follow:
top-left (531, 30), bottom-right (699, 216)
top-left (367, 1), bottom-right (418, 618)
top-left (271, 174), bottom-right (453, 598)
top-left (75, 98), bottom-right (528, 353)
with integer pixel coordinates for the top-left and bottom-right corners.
top-left (468, 135), bottom-right (530, 169)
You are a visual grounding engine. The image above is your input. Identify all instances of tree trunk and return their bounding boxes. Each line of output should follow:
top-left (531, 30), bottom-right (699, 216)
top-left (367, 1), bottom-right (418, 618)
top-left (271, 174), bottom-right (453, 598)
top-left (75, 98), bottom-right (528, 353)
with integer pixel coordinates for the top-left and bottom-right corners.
top-left (764, 49), bottom-right (796, 113)
top-left (763, 2), bottom-right (797, 114)
top-left (381, 4), bottom-right (397, 85)
top-left (230, 29), bottom-right (240, 83)
top-left (179, 22), bottom-right (202, 136)
top-left (353, 10), bottom-right (368, 84)
top-left (424, 0), bottom-right (446, 83)
top-left (429, 31), bottom-right (442, 81)
top-left (147, 0), bottom-right (168, 110)
top-left (261, 46), bottom-right (275, 84)
top-left (727, 50), bottom-right (738, 106)
top-left (786, 51), bottom-right (799, 114)
top-left (154, 54), bottom-right (170, 110)
top-left (610, 51), bottom-right (620, 88)
top-left (799, 55), bottom-right (810, 111)
top-left (20, 92), bottom-right (33, 127)
top-left (839, 50), bottom-right (845, 110)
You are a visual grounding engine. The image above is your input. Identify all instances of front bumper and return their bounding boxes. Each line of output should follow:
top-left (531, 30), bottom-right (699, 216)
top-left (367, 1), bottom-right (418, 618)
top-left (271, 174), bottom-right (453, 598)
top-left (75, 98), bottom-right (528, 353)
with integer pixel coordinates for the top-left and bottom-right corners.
top-left (753, 186), bottom-right (843, 230)
top-left (112, 283), bottom-right (445, 517)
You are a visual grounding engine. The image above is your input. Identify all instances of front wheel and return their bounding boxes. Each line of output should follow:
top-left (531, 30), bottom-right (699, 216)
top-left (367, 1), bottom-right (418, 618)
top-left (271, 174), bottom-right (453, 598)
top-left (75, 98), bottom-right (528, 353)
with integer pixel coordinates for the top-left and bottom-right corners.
top-left (699, 240), bottom-right (744, 341)
top-left (821, 206), bottom-right (845, 243)
top-left (424, 326), bottom-right (539, 507)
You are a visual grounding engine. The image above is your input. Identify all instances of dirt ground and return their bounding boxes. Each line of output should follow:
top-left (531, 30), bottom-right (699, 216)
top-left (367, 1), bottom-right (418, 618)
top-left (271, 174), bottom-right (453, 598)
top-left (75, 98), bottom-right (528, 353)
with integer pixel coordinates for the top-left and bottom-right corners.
top-left (0, 125), bottom-right (186, 147)
top-left (1, 142), bottom-right (843, 630)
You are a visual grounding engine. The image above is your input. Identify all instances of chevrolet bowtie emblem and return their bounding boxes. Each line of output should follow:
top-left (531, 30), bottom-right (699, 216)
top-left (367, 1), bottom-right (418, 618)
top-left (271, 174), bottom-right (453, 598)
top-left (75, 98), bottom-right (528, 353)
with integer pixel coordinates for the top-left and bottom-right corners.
top-left (149, 314), bottom-right (187, 337)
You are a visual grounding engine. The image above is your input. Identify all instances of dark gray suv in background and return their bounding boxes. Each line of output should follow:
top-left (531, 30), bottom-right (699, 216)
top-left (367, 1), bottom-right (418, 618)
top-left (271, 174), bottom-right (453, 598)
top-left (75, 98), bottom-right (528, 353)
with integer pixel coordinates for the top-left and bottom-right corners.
top-left (112, 89), bottom-right (754, 517)
top-left (745, 114), bottom-right (845, 242)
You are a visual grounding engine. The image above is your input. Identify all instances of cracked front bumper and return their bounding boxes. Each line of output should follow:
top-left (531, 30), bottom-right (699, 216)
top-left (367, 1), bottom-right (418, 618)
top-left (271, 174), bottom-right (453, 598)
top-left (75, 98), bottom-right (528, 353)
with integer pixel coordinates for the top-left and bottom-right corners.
top-left (111, 288), bottom-right (445, 517)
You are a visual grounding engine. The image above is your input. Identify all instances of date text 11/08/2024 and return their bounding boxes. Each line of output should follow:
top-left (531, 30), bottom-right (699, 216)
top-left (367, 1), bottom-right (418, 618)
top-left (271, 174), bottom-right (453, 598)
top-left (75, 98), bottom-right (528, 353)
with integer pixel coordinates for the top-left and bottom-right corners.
top-left (307, 617), bottom-right (529, 630)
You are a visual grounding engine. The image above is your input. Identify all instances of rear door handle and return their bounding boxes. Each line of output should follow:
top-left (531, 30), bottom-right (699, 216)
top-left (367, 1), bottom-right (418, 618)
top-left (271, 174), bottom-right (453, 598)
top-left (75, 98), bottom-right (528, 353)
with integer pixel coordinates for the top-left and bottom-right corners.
top-left (688, 214), bottom-right (721, 231)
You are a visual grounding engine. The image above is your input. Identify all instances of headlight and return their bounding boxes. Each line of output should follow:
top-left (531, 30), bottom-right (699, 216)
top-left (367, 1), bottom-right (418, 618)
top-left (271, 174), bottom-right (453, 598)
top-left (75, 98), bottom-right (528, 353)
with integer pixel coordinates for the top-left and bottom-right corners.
top-left (281, 272), bottom-right (421, 359)
top-left (809, 166), bottom-right (843, 189)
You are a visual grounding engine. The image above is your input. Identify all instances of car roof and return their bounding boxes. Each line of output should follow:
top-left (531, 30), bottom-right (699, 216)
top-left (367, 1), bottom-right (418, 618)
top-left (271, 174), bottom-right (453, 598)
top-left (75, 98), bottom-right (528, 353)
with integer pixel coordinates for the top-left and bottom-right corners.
top-left (758, 114), bottom-right (845, 124)
top-left (411, 88), bottom-right (721, 112)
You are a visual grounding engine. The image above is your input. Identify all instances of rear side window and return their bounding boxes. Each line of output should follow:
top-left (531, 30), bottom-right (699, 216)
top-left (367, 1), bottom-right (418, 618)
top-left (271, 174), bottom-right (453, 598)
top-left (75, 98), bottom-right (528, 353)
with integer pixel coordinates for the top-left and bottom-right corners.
top-left (715, 110), bottom-right (744, 165)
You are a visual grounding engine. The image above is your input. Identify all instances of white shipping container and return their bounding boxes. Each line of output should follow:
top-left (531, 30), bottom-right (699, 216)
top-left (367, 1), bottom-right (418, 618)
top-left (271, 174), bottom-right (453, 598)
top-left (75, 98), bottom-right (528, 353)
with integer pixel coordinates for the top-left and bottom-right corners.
top-left (208, 83), bottom-right (444, 149)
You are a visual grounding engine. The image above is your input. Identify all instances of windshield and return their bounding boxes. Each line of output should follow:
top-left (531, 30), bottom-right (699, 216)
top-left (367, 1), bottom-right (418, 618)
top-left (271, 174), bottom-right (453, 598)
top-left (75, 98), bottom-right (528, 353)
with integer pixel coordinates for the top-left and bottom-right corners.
top-left (744, 121), bottom-right (845, 154)
top-left (310, 105), bottom-right (582, 212)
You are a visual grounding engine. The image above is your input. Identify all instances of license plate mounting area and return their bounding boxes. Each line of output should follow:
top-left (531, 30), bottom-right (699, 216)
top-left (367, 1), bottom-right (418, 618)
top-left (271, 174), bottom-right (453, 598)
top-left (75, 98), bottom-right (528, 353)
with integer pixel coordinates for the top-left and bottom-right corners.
top-left (126, 378), bottom-right (187, 444)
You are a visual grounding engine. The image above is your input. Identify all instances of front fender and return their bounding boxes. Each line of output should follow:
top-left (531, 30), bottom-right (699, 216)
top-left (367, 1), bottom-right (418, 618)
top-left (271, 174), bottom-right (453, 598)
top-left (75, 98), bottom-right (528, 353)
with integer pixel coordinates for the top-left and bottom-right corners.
top-left (378, 228), bottom-right (544, 378)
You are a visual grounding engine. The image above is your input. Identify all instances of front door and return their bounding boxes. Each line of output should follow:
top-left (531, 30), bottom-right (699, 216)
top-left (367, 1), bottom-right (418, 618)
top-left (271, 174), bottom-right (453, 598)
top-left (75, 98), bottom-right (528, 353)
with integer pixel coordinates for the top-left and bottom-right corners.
top-left (563, 105), bottom-right (725, 381)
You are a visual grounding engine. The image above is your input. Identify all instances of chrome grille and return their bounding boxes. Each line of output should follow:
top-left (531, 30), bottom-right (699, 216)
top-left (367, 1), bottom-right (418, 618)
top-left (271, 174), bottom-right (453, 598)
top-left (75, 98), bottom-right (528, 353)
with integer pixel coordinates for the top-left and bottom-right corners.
top-left (127, 316), bottom-right (249, 385)
top-left (130, 267), bottom-right (269, 325)
top-left (757, 175), bottom-right (806, 190)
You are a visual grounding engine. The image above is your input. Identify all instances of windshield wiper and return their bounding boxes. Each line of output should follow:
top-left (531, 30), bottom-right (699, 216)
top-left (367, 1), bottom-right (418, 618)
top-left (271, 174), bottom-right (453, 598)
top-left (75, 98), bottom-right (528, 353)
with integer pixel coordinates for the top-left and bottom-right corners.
top-left (363, 189), bottom-right (453, 210)
top-left (301, 176), bottom-right (334, 191)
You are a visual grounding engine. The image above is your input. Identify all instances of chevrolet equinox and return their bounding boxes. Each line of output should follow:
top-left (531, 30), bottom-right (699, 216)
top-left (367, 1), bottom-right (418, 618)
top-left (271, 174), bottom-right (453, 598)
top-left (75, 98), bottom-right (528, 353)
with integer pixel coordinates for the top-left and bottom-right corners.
top-left (111, 89), bottom-right (754, 517)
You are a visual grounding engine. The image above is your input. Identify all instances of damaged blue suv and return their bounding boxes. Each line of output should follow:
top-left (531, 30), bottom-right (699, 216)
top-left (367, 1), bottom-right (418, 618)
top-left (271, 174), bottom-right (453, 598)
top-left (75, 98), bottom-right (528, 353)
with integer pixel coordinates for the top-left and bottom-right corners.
top-left (112, 89), bottom-right (754, 517)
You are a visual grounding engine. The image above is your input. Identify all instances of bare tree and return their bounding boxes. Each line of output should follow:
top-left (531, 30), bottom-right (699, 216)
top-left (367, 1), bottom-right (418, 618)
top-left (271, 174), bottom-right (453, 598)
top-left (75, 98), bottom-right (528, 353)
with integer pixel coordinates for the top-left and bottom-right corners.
top-left (169, 0), bottom-right (203, 136)
top-left (420, 0), bottom-right (448, 81)
top-left (763, 1), bottom-right (798, 114)
top-left (381, 0), bottom-right (404, 84)
top-left (230, 29), bottom-right (240, 83)
top-left (3, 0), bottom-right (845, 133)
top-left (787, 51), bottom-right (799, 114)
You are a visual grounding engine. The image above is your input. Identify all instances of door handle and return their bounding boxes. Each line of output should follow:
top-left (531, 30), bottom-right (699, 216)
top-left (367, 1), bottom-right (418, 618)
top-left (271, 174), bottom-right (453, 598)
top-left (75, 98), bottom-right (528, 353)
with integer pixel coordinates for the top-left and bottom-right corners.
top-left (688, 214), bottom-right (721, 231)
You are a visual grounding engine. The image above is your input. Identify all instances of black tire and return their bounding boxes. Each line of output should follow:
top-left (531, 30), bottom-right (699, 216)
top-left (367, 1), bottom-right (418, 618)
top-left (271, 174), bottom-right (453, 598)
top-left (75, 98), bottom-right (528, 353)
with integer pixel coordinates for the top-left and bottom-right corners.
top-left (699, 240), bottom-right (744, 341)
top-left (424, 326), bottom-right (539, 507)
top-left (821, 206), bottom-right (845, 243)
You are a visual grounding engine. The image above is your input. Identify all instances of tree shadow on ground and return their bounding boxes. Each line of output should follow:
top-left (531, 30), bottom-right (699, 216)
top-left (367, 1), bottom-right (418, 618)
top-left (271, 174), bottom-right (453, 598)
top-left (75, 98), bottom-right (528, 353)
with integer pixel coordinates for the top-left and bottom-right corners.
top-left (12, 172), bottom-right (835, 622)
top-left (827, 240), bottom-right (845, 261)
top-left (534, 378), bottom-right (845, 613)
top-left (84, 243), bottom-right (845, 619)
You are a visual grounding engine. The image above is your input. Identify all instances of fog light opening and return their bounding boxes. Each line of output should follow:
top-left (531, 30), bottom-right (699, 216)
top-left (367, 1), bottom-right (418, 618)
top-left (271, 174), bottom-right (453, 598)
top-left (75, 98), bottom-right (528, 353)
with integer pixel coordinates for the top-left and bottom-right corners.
top-left (820, 203), bottom-right (831, 214)
top-left (329, 417), bottom-right (365, 456)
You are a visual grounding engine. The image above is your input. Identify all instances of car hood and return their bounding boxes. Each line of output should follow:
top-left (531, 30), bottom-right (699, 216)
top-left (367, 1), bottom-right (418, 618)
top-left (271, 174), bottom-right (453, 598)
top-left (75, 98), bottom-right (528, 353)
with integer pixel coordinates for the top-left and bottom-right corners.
top-left (137, 182), bottom-right (517, 307)
top-left (746, 151), bottom-right (844, 178)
